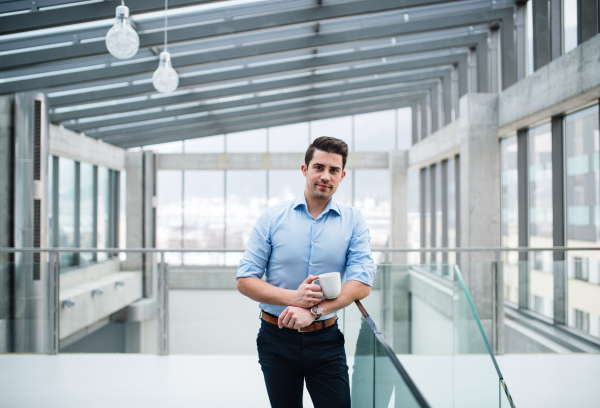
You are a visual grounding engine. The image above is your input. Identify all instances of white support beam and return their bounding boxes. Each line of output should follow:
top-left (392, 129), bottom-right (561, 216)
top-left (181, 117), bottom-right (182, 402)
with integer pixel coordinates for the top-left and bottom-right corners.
top-left (49, 124), bottom-right (125, 171)
top-left (155, 152), bottom-right (388, 171)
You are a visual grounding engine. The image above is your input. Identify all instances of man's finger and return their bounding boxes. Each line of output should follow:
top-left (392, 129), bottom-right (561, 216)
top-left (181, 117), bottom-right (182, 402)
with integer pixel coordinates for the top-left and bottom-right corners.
top-left (304, 275), bottom-right (319, 284)
top-left (308, 292), bottom-right (323, 299)
top-left (278, 308), bottom-right (289, 328)
top-left (306, 284), bottom-right (322, 292)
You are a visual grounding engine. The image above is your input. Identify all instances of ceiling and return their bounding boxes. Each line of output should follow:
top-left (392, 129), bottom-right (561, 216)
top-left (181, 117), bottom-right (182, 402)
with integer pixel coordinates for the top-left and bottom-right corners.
top-left (0, 0), bottom-right (521, 148)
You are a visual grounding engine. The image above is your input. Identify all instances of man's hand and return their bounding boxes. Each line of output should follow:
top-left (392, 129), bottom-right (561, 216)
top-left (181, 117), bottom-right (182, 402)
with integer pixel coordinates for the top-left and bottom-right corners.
top-left (278, 306), bottom-right (316, 329)
top-left (290, 275), bottom-right (323, 308)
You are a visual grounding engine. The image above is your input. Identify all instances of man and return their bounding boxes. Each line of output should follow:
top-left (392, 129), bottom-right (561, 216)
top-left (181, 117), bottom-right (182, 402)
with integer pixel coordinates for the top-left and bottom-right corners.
top-left (236, 136), bottom-right (376, 408)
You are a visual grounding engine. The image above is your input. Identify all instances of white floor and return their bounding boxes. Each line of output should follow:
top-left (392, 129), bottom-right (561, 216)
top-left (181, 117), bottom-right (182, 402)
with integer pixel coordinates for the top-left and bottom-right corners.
top-left (1, 353), bottom-right (599, 408)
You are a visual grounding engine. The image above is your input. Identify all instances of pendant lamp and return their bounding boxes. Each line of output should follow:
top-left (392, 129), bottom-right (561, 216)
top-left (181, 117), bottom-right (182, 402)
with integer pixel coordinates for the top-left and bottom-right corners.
top-left (105, 1), bottom-right (139, 60)
top-left (152, 0), bottom-right (179, 93)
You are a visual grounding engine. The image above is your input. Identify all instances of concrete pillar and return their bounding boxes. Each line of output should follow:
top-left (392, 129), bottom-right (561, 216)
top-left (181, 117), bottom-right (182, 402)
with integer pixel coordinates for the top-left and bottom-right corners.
top-left (0, 96), bottom-right (13, 352)
top-left (457, 93), bottom-right (501, 345)
top-left (390, 150), bottom-right (408, 264)
top-left (123, 151), bottom-right (143, 272)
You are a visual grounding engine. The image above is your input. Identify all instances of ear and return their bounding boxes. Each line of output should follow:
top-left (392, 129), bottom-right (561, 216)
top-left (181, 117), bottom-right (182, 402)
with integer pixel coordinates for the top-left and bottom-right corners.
top-left (301, 164), bottom-right (308, 176)
top-left (340, 170), bottom-right (346, 181)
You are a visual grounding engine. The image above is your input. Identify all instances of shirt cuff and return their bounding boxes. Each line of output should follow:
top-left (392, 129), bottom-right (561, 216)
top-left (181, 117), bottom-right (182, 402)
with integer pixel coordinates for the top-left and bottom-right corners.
top-left (345, 264), bottom-right (376, 287)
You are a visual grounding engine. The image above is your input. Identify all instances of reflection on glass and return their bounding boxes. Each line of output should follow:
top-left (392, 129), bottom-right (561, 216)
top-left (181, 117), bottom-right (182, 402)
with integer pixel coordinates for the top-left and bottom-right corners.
top-left (563, 0), bottom-right (578, 54)
top-left (227, 129), bottom-right (267, 153)
top-left (434, 163), bottom-right (442, 267)
top-left (310, 116), bottom-right (352, 150)
top-left (59, 157), bottom-right (76, 267)
top-left (268, 123), bottom-right (309, 152)
top-left (80, 162), bottom-right (95, 264)
top-left (183, 170), bottom-right (224, 265)
top-left (407, 170), bottom-right (421, 264)
top-left (447, 158), bottom-right (456, 265)
top-left (397, 107), bottom-right (412, 149)
top-left (528, 123), bottom-right (553, 318)
top-left (453, 265), bottom-right (501, 408)
top-left (354, 109), bottom-right (395, 152)
top-left (501, 135), bottom-right (519, 303)
top-left (226, 170), bottom-right (266, 265)
top-left (526, 0), bottom-right (534, 76)
top-left (424, 167), bottom-right (431, 264)
top-left (184, 135), bottom-right (225, 153)
top-left (157, 170), bottom-right (183, 265)
top-left (565, 105), bottom-right (600, 338)
top-left (355, 170), bottom-right (390, 264)
top-left (97, 167), bottom-right (110, 262)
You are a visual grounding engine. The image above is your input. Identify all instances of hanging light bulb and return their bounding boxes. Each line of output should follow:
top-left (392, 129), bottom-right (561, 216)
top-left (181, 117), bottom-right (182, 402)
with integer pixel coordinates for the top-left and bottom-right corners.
top-left (153, 52), bottom-right (179, 93)
top-left (105, 2), bottom-right (139, 60)
top-left (153, 0), bottom-right (179, 93)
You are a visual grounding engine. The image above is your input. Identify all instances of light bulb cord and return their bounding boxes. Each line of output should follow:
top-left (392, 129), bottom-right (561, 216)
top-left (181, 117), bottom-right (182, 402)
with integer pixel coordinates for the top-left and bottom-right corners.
top-left (164, 0), bottom-right (168, 52)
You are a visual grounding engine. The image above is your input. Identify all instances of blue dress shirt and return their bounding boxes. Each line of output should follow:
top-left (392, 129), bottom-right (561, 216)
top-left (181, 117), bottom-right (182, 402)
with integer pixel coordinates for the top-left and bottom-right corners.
top-left (236, 194), bottom-right (377, 320)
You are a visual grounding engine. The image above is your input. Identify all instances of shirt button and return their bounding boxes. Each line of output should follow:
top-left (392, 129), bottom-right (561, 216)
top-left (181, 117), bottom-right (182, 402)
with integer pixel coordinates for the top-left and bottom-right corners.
top-left (311, 242), bottom-right (314, 245)
top-left (313, 220), bottom-right (316, 224)
top-left (310, 263), bottom-right (313, 266)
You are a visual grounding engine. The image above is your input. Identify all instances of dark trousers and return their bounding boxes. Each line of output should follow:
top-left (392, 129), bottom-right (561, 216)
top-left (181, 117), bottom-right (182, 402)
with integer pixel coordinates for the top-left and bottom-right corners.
top-left (257, 318), bottom-right (351, 408)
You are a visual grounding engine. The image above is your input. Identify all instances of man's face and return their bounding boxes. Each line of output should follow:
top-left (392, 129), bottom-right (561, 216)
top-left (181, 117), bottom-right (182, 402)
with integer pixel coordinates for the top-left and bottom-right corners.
top-left (302, 149), bottom-right (346, 201)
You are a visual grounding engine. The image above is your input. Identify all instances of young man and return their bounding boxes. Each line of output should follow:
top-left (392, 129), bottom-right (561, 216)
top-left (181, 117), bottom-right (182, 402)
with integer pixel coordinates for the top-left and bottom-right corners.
top-left (236, 136), bottom-right (376, 408)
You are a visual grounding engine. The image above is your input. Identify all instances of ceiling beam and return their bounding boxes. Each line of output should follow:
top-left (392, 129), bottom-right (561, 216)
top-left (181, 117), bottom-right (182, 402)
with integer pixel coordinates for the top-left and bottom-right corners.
top-left (65, 78), bottom-right (440, 133)
top-left (0, 0), bottom-right (452, 69)
top-left (0, 7), bottom-right (510, 94)
top-left (111, 96), bottom-right (423, 148)
top-left (89, 84), bottom-right (433, 139)
top-left (50, 32), bottom-right (482, 119)
top-left (0, 0), bottom-right (223, 36)
top-left (49, 51), bottom-right (468, 110)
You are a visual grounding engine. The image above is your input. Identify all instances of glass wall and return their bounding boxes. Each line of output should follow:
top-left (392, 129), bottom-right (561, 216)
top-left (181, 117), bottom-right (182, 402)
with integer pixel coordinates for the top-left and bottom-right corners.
top-left (407, 170), bottom-right (420, 264)
top-left (154, 108), bottom-right (411, 265)
top-left (226, 170), bottom-right (267, 265)
top-left (446, 157), bottom-right (456, 265)
top-left (500, 135), bottom-right (519, 304)
top-left (434, 163), bottom-right (442, 266)
top-left (565, 105), bottom-right (600, 337)
top-left (58, 157), bottom-right (76, 267)
top-left (49, 156), bottom-right (120, 270)
top-left (528, 123), bottom-right (553, 318)
top-left (563, 0), bottom-right (578, 54)
top-left (80, 162), bottom-right (95, 264)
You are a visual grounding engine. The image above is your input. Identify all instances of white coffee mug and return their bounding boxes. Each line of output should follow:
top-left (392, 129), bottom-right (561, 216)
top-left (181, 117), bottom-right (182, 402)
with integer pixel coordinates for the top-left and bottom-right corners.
top-left (318, 272), bottom-right (341, 299)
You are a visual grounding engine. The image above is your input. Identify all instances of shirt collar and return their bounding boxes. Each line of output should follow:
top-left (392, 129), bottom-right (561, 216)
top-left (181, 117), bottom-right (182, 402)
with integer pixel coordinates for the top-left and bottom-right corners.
top-left (293, 193), bottom-right (341, 216)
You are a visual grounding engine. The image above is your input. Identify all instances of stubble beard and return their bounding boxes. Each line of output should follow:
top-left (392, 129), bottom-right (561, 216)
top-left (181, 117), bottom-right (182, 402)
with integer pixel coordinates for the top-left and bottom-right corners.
top-left (310, 181), bottom-right (334, 200)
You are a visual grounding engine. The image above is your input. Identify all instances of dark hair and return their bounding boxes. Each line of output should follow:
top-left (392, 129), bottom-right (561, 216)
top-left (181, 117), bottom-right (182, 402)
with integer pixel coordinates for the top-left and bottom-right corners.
top-left (305, 136), bottom-right (349, 169)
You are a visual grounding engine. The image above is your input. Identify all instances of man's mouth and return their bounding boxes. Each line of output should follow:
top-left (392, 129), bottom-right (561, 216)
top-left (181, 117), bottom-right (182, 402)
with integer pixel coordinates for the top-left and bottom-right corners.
top-left (316, 183), bottom-right (331, 189)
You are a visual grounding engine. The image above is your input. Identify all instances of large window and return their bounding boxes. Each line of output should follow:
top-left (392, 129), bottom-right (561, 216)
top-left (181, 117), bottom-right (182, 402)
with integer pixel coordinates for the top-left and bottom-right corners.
top-left (58, 157), bottom-right (76, 267)
top-left (528, 123), bottom-right (553, 319)
top-left (565, 105), bottom-right (600, 337)
top-left (49, 156), bottom-right (120, 270)
top-left (407, 169), bottom-right (421, 264)
top-left (500, 135), bottom-right (518, 304)
top-left (154, 110), bottom-right (404, 266)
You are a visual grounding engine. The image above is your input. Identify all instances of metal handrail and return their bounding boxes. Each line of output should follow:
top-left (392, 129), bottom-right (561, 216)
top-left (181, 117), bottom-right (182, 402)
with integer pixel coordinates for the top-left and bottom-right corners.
top-left (1, 246), bottom-right (599, 253)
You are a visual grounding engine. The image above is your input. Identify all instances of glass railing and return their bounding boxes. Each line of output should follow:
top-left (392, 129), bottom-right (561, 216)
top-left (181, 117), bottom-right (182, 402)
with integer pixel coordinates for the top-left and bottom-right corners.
top-left (453, 265), bottom-right (515, 408)
top-left (345, 300), bottom-right (430, 408)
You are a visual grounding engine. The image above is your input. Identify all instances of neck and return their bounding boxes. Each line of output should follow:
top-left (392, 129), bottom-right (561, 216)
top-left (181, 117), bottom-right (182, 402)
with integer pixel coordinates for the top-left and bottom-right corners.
top-left (304, 189), bottom-right (331, 219)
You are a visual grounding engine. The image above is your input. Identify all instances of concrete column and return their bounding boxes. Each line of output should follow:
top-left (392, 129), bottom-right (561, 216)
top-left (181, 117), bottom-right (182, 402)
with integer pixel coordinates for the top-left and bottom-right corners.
top-left (123, 151), bottom-right (143, 272)
top-left (0, 96), bottom-right (13, 353)
top-left (389, 150), bottom-right (408, 264)
top-left (458, 93), bottom-right (500, 343)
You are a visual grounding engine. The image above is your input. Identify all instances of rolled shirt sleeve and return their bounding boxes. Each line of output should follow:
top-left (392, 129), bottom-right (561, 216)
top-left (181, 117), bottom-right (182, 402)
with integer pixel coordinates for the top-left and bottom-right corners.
top-left (345, 209), bottom-right (377, 287)
top-left (236, 209), bottom-right (272, 280)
